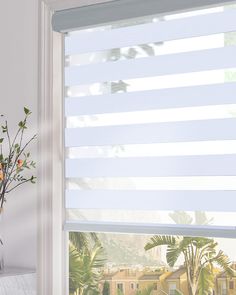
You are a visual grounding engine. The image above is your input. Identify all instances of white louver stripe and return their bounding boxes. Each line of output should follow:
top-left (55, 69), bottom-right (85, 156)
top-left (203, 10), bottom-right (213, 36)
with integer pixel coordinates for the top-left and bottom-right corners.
top-left (65, 46), bottom-right (236, 86)
top-left (66, 155), bottom-right (236, 177)
top-left (66, 190), bottom-right (236, 212)
top-left (66, 119), bottom-right (236, 146)
top-left (65, 6), bottom-right (236, 216)
top-left (65, 9), bottom-right (236, 55)
top-left (65, 83), bottom-right (236, 116)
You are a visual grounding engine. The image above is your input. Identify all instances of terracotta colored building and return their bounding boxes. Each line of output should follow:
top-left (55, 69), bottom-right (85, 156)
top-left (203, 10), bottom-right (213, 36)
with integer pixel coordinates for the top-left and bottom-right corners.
top-left (100, 269), bottom-right (142, 295)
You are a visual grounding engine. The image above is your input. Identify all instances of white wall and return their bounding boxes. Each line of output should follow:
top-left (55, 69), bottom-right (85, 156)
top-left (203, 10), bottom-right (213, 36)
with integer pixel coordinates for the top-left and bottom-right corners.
top-left (0, 0), bottom-right (38, 269)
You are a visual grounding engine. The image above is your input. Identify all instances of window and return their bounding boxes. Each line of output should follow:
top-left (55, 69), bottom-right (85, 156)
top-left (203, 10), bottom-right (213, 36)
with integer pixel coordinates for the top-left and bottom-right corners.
top-left (229, 280), bottom-right (234, 289)
top-left (117, 283), bottom-right (124, 292)
top-left (169, 283), bottom-right (177, 295)
top-left (68, 231), bottom-right (236, 295)
top-left (222, 281), bottom-right (227, 295)
top-left (51, 1), bottom-right (236, 295)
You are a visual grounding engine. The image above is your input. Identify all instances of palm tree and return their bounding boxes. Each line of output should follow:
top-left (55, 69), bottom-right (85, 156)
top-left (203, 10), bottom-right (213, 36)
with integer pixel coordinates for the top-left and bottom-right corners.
top-left (69, 242), bottom-right (106, 295)
top-left (145, 236), bottom-right (234, 295)
top-left (69, 232), bottom-right (106, 295)
top-left (69, 232), bottom-right (98, 252)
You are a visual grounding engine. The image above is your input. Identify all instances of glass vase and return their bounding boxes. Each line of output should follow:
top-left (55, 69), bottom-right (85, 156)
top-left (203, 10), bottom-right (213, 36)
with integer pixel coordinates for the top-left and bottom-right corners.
top-left (0, 210), bottom-right (4, 272)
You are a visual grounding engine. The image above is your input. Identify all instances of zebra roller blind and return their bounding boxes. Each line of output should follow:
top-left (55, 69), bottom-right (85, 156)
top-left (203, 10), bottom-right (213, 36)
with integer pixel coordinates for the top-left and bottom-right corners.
top-left (64, 4), bottom-right (236, 233)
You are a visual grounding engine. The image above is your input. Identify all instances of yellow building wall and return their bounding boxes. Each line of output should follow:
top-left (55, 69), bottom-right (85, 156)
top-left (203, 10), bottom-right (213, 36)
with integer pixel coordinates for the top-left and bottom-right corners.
top-left (159, 272), bottom-right (172, 293)
top-left (217, 278), bottom-right (236, 295)
top-left (179, 277), bottom-right (188, 295)
top-left (109, 280), bottom-right (139, 295)
top-left (164, 274), bottom-right (188, 295)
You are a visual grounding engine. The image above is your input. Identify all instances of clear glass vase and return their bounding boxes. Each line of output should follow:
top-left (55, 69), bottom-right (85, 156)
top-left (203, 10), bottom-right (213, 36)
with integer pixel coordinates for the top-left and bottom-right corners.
top-left (0, 210), bottom-right (4, 272)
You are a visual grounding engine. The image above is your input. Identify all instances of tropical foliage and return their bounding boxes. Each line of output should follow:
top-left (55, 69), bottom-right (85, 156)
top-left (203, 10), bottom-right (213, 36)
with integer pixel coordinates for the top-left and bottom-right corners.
top-left (69, 232), bottom-right (106, 295)
top-left (145, 235), bottom-right (234, 295)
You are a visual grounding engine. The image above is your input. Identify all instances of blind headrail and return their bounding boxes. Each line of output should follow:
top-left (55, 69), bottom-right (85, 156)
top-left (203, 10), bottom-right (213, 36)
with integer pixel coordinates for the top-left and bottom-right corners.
top-left (52, 0), bottom-right (236, 32)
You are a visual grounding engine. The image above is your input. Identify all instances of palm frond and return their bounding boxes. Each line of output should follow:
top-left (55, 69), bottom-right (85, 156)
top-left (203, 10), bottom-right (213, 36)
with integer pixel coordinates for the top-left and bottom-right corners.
top-left (198, 265), bottom-right (214, 295)
top-left (194, 211), bottom-right (213, 225)
top-left (145, 235), bottom-right (177, 251)
top-left (169, 211), bottom-right (193, 225)
top-left (212, 250), bottom-right (235, 277)
top-left (89, 244), bottom-right (107, 269)
top-left (166, 245), bottom-right (183, 267)
top-left (69, 232), bottom-right (98, 252)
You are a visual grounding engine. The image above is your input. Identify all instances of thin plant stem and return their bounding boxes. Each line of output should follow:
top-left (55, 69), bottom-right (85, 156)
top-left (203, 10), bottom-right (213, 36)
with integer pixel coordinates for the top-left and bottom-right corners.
top-left (0, 109), bottom-right (36, 209)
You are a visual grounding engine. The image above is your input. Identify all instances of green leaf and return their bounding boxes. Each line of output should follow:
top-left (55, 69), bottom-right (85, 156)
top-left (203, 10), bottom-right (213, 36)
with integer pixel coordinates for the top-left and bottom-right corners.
top-left (1, 125), bottom-right (7, 133)
top-left (0, 138), bottom-right (4, 144)
top-left (24, 107), bottom-right (30, 115)
top-left (30, 176), bottom-right (36, 184)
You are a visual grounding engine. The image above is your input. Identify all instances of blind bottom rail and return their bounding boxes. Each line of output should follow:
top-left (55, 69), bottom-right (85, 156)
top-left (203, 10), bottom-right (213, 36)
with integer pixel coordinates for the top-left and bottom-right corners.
top-left (64, 221), bottom-right (236, 239)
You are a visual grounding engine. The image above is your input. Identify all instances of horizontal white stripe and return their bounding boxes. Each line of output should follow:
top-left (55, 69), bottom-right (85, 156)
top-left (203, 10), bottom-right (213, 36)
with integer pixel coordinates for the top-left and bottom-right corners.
top-left (65, 118), bottom-right (236, 146)
top-left (66, 155), bottom-right (236, 177)
top-left (66, 140), bottom-right (236, 158)
top-left (67, 176), bottom-right (236, 190)
top-left (65, 83), bottom-right (236, 116)
top-left (66, 69), bottom-right (236, 97)
top-left (66, 104), bottom-right (236, 128)
top-left (68, 34), bottom-right (227, 67)
top-left (65, 46), bottom-right (236, 86)
top-left (65, 9), bottom-right (236, 55)
top-left (66, 190), bottom-right (236, 212)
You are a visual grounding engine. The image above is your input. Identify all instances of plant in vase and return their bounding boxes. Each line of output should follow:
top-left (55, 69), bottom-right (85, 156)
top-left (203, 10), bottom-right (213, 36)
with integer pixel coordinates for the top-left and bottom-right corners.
top-left (0, 107), bottom-right (37, 271)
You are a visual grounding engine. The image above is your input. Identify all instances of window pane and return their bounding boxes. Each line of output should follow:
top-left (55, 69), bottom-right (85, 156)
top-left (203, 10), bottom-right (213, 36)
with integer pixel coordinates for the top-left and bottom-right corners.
top-left (69, 232), bottom-right (236, 295)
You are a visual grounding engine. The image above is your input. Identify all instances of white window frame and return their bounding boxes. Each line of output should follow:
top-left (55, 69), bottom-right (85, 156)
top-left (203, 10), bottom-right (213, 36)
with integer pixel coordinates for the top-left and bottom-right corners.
top-left (39, 3), bottom-right (116, 295)
top-left (38, 1), bottom-right (236, 295)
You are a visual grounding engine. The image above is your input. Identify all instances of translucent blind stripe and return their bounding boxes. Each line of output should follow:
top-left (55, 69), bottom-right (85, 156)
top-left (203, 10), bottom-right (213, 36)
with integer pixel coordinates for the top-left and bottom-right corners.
top-left (67, 176), bottom-right (236, 190)
top-left (65, 9), bottom-right (236, 55)
top-left (65, 118), bottom-right (236, 147)
top-left (65, 83), bottom-right (236, 116)
top-left (66, 190), bottom-right (236, 212)
top-left (65, 46), bottom-right (236, 86)
top-left (66, 155), bottom-right (236, 178)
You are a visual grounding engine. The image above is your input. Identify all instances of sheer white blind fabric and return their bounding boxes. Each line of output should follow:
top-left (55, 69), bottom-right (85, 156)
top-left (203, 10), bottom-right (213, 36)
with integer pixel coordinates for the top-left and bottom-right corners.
top-left (64, 6), bottom-right (236, 227)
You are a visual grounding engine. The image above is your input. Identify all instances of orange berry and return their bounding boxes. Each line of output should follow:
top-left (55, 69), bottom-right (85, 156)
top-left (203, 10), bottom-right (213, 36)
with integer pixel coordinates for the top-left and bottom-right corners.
top-left (17, 159), bottom-right (23, 168)
top-left (0, 171), bottom-right (4, 181)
